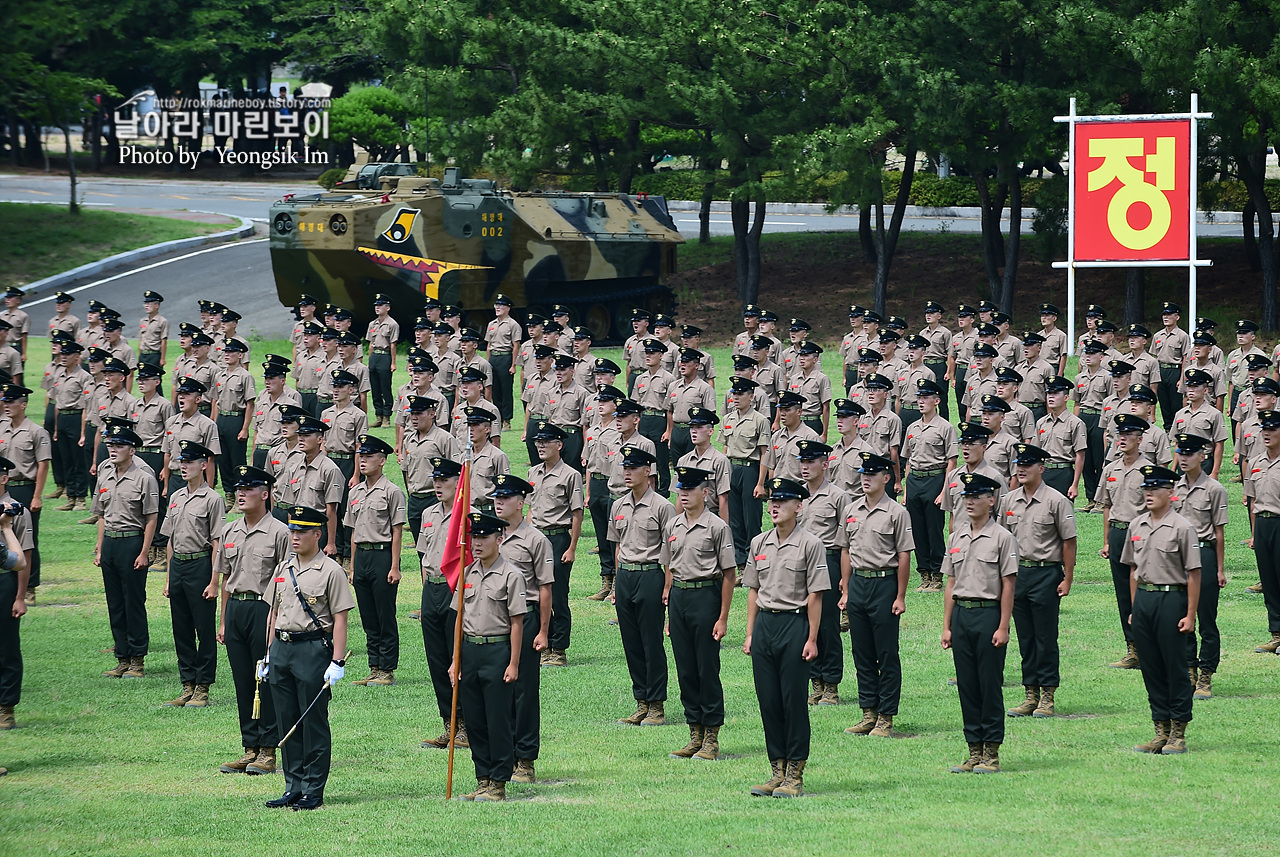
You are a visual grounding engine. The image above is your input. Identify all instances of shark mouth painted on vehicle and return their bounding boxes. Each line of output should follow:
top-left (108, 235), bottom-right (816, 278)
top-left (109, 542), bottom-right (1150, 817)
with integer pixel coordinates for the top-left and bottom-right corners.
top-left (357, 247), bottom-right (491, 298)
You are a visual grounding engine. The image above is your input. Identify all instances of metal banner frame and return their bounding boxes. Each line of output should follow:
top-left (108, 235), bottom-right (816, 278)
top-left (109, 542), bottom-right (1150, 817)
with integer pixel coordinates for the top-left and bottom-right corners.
top-left (1052, 95), bottom-right (1214, 354)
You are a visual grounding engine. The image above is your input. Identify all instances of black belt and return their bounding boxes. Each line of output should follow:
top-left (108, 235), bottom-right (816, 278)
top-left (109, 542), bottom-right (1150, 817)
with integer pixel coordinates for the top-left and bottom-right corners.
top-left (1019, 560), bottom-right (1062, 568)
top-left (464, 634), bottom-right (510, 644)
top-left (228, 592), bottom-right (262, 601)
top-left (955, 598), bottom-right (998, 608)
top-left (729, 457), bottom-right (759, 466)
top-left (1110, 521), bottom-right (1129, 530)
top-left (104, 530), bottom-right (142, 539)
top-left (275, 629), bottom-right (329, 642)
top-left (410, 492), bottom-right (435, 499)
top-left (219, 410), bottom-right (243, 417)
top-left (1137, 583), bottom-right (1187, 592)
top-left (356, 542), bottom-right (389, 551)
top-left (7, 479), bottom-right (32, 486)
top-left (853, 568), bottom-right (896, 578)
top-left (329, 452), bottom-right (353, 460)
top-left (1198, 540), bottom-right (1216, 548)
top-left (538, 526), bottom-right (570, 536)
top-left (911, 468), bottom-right (946, 478)
top-left (172, 550), bottom-right (211, 561)
top-left (620, 562), bottom-right (661, 572)
top-left (672, 578), bottom-right (719, 589)
top-left (760, 606), bottom-right (805, 614)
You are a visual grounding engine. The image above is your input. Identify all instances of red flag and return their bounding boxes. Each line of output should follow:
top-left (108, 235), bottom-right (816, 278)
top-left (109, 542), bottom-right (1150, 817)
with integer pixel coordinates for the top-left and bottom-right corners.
top-left (441, 458), bottom-right (471, 592)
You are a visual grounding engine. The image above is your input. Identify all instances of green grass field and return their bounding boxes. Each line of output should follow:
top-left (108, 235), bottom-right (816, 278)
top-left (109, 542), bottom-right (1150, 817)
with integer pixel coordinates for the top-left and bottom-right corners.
top-left (4, 336), bottom-right (1279, 857)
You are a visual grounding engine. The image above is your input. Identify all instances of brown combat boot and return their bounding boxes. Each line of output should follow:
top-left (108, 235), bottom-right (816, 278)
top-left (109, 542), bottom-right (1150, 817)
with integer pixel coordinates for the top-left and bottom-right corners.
top-left (219, 748), bottom-right (257, 773)
top-left (164, 682), bottom-right (194, 707)
top-left (750, 759), bottom-right (785, 796)
top-left (548, 648), bottom-right (568, 666)
top-left (772, 760), bottom-right (806, 797)
top-left (475, 780), bottom-right (506, 801)
top-left (587, 575), bottom-right (614, 601)
top-left (1007, 686), bottom-right (1040, 717)
top-left (951, 742), bottom-right (983, 773)
top-left (914, 573), bottom-right (932, 592)
top-left (618, 700), bottom-right (648, 726)
top-left (869, 714), bottom-right (893, 738)
top-left (454, 719), bottom-right (470, 749)
top-left (931, 572), bottom-right (947, 592)
top-left (1254, 632), bottom-right (1280, 653)
top-left (671, 724), bottom-right (704, 758)
top-left (808, 678), bottom-right (824, 706)
top-left (57, 497), bottom-right (76, 512)
top-left (693, 726), bottom-right (720, 761)
top-left (78, 508), bottom-right (99, 525)
top-left (844, 709), bottom-right (878, 735)
top-left (0, 705), bottom-right (15, 729)
top-left (123, 656), bottom-right (144, 678)
top-left (46, 485), bottom-right (64, 500)
top-left (103, 657), bottom-right (130, 678)
top-left (839, 611), bottom-right (849, 633)
top-left (1246, 581), bottom-right (1264, 593)
top-left (351, 669), bottom-right (377, 685)
top-left (460, 778), bottom-right (490, 801)
top-left (818, 683), bottom-right (840, 706)
top-left (641, 700), bottom-right (666, 726)
top-left (367, 669), bottom-right (395, 686)
top-left (511, 759), bottom-right (536, 783)
top-left (1134, 720), bottom-right (1170, 753)
top-left (1109, 641), bottom-right (1140, 669)
top-left (1194, 670), bottom-right (1214, 700)
top-left (1162, 720), bottom-right (1188, 754)
top-left (422, 719), bottom-right (450, 749)
top-left (1188, 667), bottom-right (1198, 690)
top-left (973, 742), bottom-right (1002, 774)
top-left (246, 747), bottom-right (276, 775)
top-left (1033, 687), bottom-right (1056, 718)
top-left (185, 684), bottom-right (210, 707)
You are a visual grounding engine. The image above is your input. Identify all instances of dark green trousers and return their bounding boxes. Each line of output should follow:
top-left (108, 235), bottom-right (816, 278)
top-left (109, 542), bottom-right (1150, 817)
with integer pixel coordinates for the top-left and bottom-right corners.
top-left (269, 637), bottom-right (333, 796)
top-left (54, 411), bottom-right (86, 499)
top-left (614, 567), bottom-right (668, 701)
top-left (7, 483), bottom-right (39, 589)
top-left (353, 547), bottom-right (399, 670)
top-left (420, 579), bottom-right (456, 721)
top-left (215, 413), bottom-right (245, 489)
top-left (45, 402), bottom-right (63, 490)
top-left (899, 408), bottom-right (922, 446)
top-left (1024, 403), bottom-right (1048, 422)
top-left (905, 471), bottom-right (946, 574)
top-left (489, 352), bottom-right (514, 422)
top-left (1042, 466), bottom-right (1075, 499)
top-left (669, 585), bottom-right (725, 727)
top-left (728, 461), bottom-right (762, 568)
top-left (369, 350), bottom-right (393, 417)
top-left (1158, 366), bottom-right (1181, 430)
top-left (751, 611), bottom-right (811, 761)
top-left (1081, 412), bottom-right (1103, 501)
top-left (545, 530), bottom-right (573, 650)
top-left (638, 414), bottom-right (671, 494)
top-left (802, 417), bottom-right (824, 438)
top-left (513, 605), bottom-right (542, 760)
top-left (1254, 517), bottom-right (1280, 633)
top-left (844, 366), bottom-right (858, 397)
top-left (102, 534), bottom-right (148, 658)
top-left (846, 574), bottom-right (901, 714)
top-left (459, 639), bottom-right (516, 782)
top-left (332, 456), bottom-right (355, 558)
top-left (224, 597), bottom-right (277, 748)
top-left (406, 492), bottom-right (439, 545)
top-left (1187, 544), bottom-right (1220, 671)
top-left (298, 391), bottom-right (319, 418)
top-left (1012, 563), bottom-right (1064, 687)
top-left (952, 604), bottom-right (1006, 745)
top-left (0, 572), bottom-right (21, 706)
top-left (809, 551), bottom-right (844, 684)
top-left (953, 366), bottom-right (969, 423)
top-left (169, 555), bottom-right (217, 684)
top-left (1132, 589), bottom-right (1194, 723)
top-left (669, 425), bottom-right (693, 467)
top-left (560, 426), bottom-right (584, 474)
top-left (1108, 525), bottom-right (1135, 642)
top-left (926, 361), bottom-right (949, 419)
top-left (252, 445), bottom-right (270, 470)
top-left (588, 476), bottom-right (615, 579)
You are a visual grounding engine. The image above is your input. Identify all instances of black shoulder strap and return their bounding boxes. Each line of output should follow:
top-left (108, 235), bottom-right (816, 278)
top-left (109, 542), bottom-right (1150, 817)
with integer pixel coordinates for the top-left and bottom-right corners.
top-left (286, 558), bottom-right (333, 651)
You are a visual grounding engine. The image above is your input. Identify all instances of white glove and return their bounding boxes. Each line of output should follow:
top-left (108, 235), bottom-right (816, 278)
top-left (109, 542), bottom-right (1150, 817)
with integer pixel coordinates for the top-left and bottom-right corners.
top-left (323, 661), bottom-right (344, 687)
top-left (255, 659), bottom-right (269, 681)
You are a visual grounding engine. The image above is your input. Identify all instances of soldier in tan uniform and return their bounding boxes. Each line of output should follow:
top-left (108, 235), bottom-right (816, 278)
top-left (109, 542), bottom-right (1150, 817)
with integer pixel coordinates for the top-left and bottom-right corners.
top-left (669, 349), bottom-right (717, 466)
top-left (839, 452), bottom-right (913, 738)
top-left (941, 472), bottom-right (1017, 775)
top-left (466, 407), bottom-right (511, 514)
top-left (212, 339), bottom-right (256, 489)
top-left (977, 396), bottom-right (1017, 482)
top-left (1100, 414), bottom-right (1150, 670)
top-left (940, 424), bottom-right (1006, 533)
top-left (897, 335), bottom-right (935, 442)
top-left (526, 421), bottom-right (583, 667)
top-left (677, 407), bottom-right (730, 520)
top-left (0, 457), bottom-right (31, 730)
top-left (1035, 303), bottom-right (1068, 375)
top-left (622, 309), bottom-right (652, 395)
top-left (275, 416), bottom-right (344, 551)
top-left (1171, 370), bottom-right (1227, 478)
top-left (840, 306), bottom-right (865, 394)
top-left (789, 342), bottom-right (831, 439)
top-left (723, 378), bottom-right (771, 568)
top-left (136, 291), bottom-right (168, 391)
top-left (1123, 466), bottom-right (1200, 756)
top-left (795, 440), bottom-right (851, 708)
top-left (52, 341), bottom-right (93, 512)
top-left (735, 305), bottom-right (763, 359)
top-left (453, 367), bottom-right (502, 454)
top-left (252, 358), bottom-right (303, 470)
top-left (161, 377), bottom-right (220, 497)
top-left (634, 338), bottom-right (677, 495)
top-left (585, 386), bottom-right (623, 601)
top-left (292, 321), bottom-right (326, 418)
top-left (609, 446), bottom-right (675, 727)
top-left (1153, 302), bottom-right (1191, 429)
top-left (0, 385), bottom-right (50, 600)
top-left (1171, 433), bottom-right (1227, 701)
top-left (949, 305), bottom-right (978, 422)
top-left (961, 343), bottom-right (999, 420)
top-left (919, 301), bottom-right (953, 417)
top-left (159, 441), bottom-right (224, 708)
top-left (95, 425), bottom-right (160, 679)
top-left (828, 398), bottom-right (871, 498)
top-left (261, 505), bottom-right (354, 810)
top-left (995, 367), bottom-right (1036, 443)
top-left (662, 466), bottom-right (736, 761)
top-left (1015, 333), bottom-right (1053, 422)
top-left (321, 370), bottom-right (368, 562)
top-left (289, 295), bottom-right (318, 362)
top-left (767, 391), bottom-right (819, 483)
top-left (215, 465), bottom-right (290, 776)
top-left (903, 379), bottom-right (958, 592)
top-left (485, 295), bottom-right (521, 429)
top-left (1074, 340), bottom-right (1111, 511)
top-left (1036, 376), bottom-right (1087, 500)
top-left (365, 294), bottom-right (400, 428)
top-left (545, 353), bottom-right (590, 472)
top-left (1182, 330), bottom-right (1226, 410)
top-left (744, 477), bottom-right (827, 799)
top-left (749, 336), bottom-right (785, 419)
top-left (393, 351), bottom-right (440, 452)
top-left (400, 395), bottom-right (458, 544)
top-left (1000, 444), bottom-right (1077, 719)
top-left (1245, 409), bottom-right (1280, 653)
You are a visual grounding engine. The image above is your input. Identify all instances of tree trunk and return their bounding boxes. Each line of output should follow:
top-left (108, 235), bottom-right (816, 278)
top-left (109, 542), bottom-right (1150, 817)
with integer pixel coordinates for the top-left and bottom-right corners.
top-left (23, 121), bottom-right (42, 164)
top-left (973, 171), bottom-right (1003, 300)
top-left (870, 145), bottom-right (918, 315)
top-left (1244, 200), bottom-right (1261, 271)
top-left (1239, 144), bottom-right (1279, 329)
top-left (998, 169), bottom-right (1021, 314)
top-left (61, 118), bottom-right (78, 214)
top-left (746, 188), bottom-right (765, 305)
top-left (699, 178), bottom-right (713, 244)
top-left (617, 119), bottom-right (640, 195)
top-left (588, 130), bottom-right (608, 193)
top-left (90, 101), bottom-right (102, 171)
top-left (859, 206), bottom-right (876, 263)
top-left (1123, 268), bottom-right (1145, 325)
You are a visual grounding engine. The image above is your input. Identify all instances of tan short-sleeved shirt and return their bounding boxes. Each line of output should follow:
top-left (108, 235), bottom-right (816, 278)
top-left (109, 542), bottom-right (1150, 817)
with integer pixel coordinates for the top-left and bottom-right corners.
top-left (485, 317), bottom-right (521, 353)
top-left (528, 459), bottom-right (584, 529)
top-left (218, 512), bottom-right (291, 596)
top-left (1173, 472), bottom-right (1228, 542)
top-left (522, 371), bottom-right (551, 411)
top-left (0, 417), bottom-right (52, 481)
top-left (1238, 416), bottom-right (1263, 479)
top-left (366, 316), bottom-right (400, 350)
top-left (669, 378), bottom-right (717, 423)
top-left (661, 511), bottom-right (736, 582)
top-left (433, 349), bottom-right (460, 393)
top-left (742, 525), bottom-right (830, 610)
top-left (1120, 511), bottom-right (1200, 585)
top-left (722, 408), bottom-right (771, 461)
top-left (828, 435), bottom-right (872, 498)
top-left (766, 424), bottom-right (819, 481)
top-left (92, 458), bottom-right (159, 530)
top-left (1074, 367), bottom-right (1111, 410)
top-left (940, 517), bottom-right (1018, 599)
top-left (623, 334), bottom-right (647, 372)
top-left (547, 382), bottom-right (591, 428)
top-left (344, 476), bottom-right (408, 543)
top-left (281, 452), bottom-right (345, 509)
top-left (48, 312), bottom-right (80, 340)
top-left (608, 489), bottom-right (675, 565)
top-left (417, 502), bottom-right (472, 575)
top-left (265, 552), bottom-right (355, 633)
top-left (461, 557), bottom-right (526, 636)
top-left (1171, 403), bottom-right (1228, 445)
top-left (105, 340), bottom-right (135, 370)
top-left (138, 315), bottom-right (169, 352)
top-left (214, 366), bottom-right (255, 413)
top-left (1227, 345), bottom-right (1266, 387)
top-left (951, 330), bottom-right (977, 367)
top-left (840, 331), bottom-right (863, 367)
top-left (77, 323), bottom-right (104, 353)
top-left (996, 336), bottom-right (1023, 368)
top-left (735, 330), bottom-right (756, 359)
top-left (1105, 424), bottom-right (1173, 467)
top-left (857, 408), bottom-right (901, 457)
top-left (942, 462), bottom-right (1006, 519)
top-left (1152, 327), bottom-right (1191, 365)
top-left (572, 352), bottom-right (597, 389)
top-left (921, 325), bottom-right (953, 362)
top-left (606, 431), bottom-right (656, 494)
top-left (163, 412), bottom-right (221, 473)
top-left (159, 483), bottom-right (226, 554)
top-left (294, 346), bottom-right (327, 392)
top-left (585, 420), bottom-right (617, 475)
top-left (459, 354), bottom-right (493, 388)
top-left (500, 520), bottom-right (554, 600)
top-left (470, 442), bottom-right (511, 501)
top-left (753, 361), bottom-right (785, 406)
top-left (134, 394), bottom-right (174, 448)
top-left (1179, 361), bottom-right (1226, 401)
top-left (1245, 452), bottom-right (1280, 514)
top-left (896, 365), bottom-right (934, 409)
top-left (401, 426), bottom-right (459, 494)
top-left (1036, 411), bottom-right (1087, 465)
top-left (634, 369), bottom-right (676, 412)
top-left (1016, 359), bottom-right (1053, 405)
top-left (962, 369), bottom-right (1000, 412)
top-left (183, 359), bottom-right (218, 404)
top-left (843, 492), bottom-right (915, 569)
top-left (1126, 352), bottom-right (1160, 390)
top-left (319, 402), bottom-right (367, 454)
top-left (1039, 327), bottom-right (1068, 368)
top-left (450, 398), bottom-right (500, 443)
top-left (252, 388), bottom-right (303, 448)
top-left (677, 445), bottom-right (731, 498)
top-left (0, 309), bottom-right (28, 338)
top-left (1100, 457), bottom-right (1146, 523)
top-left (904, 416), bottom-right (959, 471)
top-left (53, 365), bottom-right (94, 410)
top-left (998, 482), bottom-right (1077, 562)
top-left (984, 432), bottom-right (1017, 480)
top-left (789, 370), bottom-right (832, 418)
top-left (796, 480), bottom-right (851, 551)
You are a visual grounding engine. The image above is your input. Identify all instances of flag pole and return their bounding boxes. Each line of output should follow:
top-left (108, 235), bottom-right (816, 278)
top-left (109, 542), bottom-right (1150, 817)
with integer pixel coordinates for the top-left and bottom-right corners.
top-left (445, 427), bottom-right (473, 800)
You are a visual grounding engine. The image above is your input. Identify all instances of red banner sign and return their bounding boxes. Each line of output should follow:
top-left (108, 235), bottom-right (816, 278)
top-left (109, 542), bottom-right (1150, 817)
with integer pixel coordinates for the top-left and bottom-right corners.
top-left (1073, 120), bottom-right (1191, 262)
